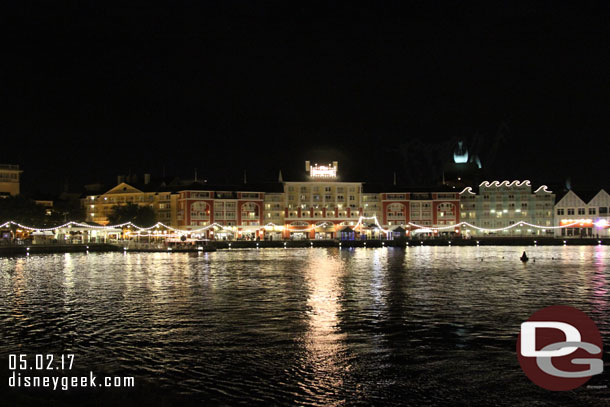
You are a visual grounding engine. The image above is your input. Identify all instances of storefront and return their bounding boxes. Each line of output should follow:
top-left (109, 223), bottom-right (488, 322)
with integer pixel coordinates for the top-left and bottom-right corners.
top-left (238, 225), bottom-right (262, 240)
top-left (314, 223), bottom-right (335, 239)
top-left (338, 226), bottom-right (355, 240)
top-left (55, 226), bottom-right (123, 243)
top-left (262, 225), bottom-right (284, 241)
top-left (287, 222), bottom-right (311, 240)
top-left (594, 218), bottom-right (610, 237)
top-left (360, 224), bottom-right (386, 240)
top-left (559, 219), bottom-right (593, 238)
top-left (214, 227), bottom-right (236, 241)
top-left (32, 231), bottom-right (54, 244)
top-left (411, 227), bottom-right (434, 238)
top-left (388, 226), bottom-right (407, 240)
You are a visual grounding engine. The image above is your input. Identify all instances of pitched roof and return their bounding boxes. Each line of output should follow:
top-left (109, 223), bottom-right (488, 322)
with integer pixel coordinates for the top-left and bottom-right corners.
top-left (555, 189), bottom-right (600, 204)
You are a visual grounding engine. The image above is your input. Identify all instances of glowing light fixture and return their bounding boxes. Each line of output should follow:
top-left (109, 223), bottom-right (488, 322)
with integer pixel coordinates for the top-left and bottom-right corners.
top-left (310, 163), bottom-right (337, 178)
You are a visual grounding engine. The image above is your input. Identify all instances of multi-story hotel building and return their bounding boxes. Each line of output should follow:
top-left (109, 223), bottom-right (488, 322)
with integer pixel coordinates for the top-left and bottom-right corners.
top-left (84, 175), bottom-right (176, 226)
top-left (175, 185), bottom-right (270, 239)
top-left (459, 180), bottom-right (555, 236)
top-left (376, 188), bottom-right (461, 236)
top-left (81, 164), bottom-right (572, 240)
top-left (554, 189), bottom-right (610, 238)
top-left (280, 161), bottom-right (365, 239)
top-left (0, 164), bottom-right (22, 197)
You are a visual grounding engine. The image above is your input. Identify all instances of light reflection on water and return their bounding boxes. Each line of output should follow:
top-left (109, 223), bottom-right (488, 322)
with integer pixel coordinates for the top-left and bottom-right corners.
top-left (0, 247), bottom-right (609, 405)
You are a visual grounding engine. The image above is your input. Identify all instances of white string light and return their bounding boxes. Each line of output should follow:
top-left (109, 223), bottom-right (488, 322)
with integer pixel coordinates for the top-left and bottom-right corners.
top-left (0, 218), bottom-right (583, 235)
top-left (354, 216), bottom-right (392, 235)
top-left (408, 220), bottom-right (580, 232)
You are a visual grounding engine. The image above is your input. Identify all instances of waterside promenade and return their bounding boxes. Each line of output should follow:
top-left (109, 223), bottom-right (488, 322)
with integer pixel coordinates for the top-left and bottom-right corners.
top-left (1, 238), bottom-right (609, 256)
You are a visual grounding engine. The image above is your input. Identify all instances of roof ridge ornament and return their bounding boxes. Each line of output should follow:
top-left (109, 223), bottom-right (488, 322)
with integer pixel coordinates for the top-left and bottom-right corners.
top-left (479, 180), bottom-right (532, 188)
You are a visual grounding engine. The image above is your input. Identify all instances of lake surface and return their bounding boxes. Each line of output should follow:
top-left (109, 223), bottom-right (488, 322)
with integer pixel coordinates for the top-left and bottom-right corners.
top-left (1, 247), bottom-right (609, 406)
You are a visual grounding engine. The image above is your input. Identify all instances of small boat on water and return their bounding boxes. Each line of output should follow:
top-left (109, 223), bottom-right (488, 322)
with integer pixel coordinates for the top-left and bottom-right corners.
top-left (520, 251), bottom-right (529, 262)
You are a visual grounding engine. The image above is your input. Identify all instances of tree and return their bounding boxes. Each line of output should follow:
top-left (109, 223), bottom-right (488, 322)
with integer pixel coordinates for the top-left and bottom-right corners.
top-left (53, 198), bottom-right (86, 222)
top-left (107, 203), bottom-right (156, 227)
top-left (0, 196), bottom-right (54, 226)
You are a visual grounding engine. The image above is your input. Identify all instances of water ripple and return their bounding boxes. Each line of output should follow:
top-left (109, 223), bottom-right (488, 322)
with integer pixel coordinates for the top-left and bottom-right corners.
top-left (0, 247), bottom-right (608, 405)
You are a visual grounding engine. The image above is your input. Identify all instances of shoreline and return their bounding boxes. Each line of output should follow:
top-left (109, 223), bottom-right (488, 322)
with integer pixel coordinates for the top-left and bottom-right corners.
top-left (213, 238), bottom-right (609, 249)
top-left (0, 238), bottom-right (608, 256)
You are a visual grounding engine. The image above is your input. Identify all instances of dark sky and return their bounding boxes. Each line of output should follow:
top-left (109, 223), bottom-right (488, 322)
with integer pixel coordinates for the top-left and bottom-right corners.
top-left (4, 1), bottom-right (610, 194)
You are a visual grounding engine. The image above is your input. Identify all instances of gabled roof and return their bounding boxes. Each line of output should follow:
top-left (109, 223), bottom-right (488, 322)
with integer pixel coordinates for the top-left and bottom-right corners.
top-left (103, 182), bottom-right (144, 195)
top-left (555, 190), bottom-right (588, 207)
top-left (585, 189), bottom-right (610, 206)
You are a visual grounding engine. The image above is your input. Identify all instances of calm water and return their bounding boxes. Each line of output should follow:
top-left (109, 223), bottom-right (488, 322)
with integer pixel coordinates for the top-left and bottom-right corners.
top-left (1, 247), bottom-right (609, 406)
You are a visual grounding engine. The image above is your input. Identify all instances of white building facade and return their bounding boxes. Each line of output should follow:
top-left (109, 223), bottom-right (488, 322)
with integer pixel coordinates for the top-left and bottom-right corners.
top-left (554, 189), bottom-right (610, 238)
top-left (459, 180), bottom-right (555, 237)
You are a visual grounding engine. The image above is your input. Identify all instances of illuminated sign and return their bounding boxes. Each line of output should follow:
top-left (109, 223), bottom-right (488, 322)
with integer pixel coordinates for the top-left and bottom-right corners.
top-left (310, 164), bottom-right (337, 178)
top-left (560, 219), bottom-right (593, 227)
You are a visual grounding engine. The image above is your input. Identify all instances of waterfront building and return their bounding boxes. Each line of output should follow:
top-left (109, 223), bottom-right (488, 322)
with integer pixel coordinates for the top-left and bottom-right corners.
top-left (78, 164), bottom-right (571, 241)
top-left (175, 183), bottom-right (272, 240)
top-left (459, 180), bottom-right (555, 237)
top-left (83, 175), bottom-right (177, 226)
top-left (34, 198), bottom-right (54, 216)
top-left (378, 187), bottom-right (461, 237)
top-left (280, 161), bottom-right (365, 239)
top-left (263, 190), bottom-right (285, 240)
top-left (361, 192), bottom-right (381, 218)
top-left (554, 189), bottom-right (610, 238)
top-left (0, 164), bottom-right (22, 197)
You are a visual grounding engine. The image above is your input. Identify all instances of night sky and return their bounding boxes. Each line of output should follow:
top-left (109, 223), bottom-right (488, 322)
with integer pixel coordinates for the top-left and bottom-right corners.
top-left (5, 2), bottom-right (610, 194)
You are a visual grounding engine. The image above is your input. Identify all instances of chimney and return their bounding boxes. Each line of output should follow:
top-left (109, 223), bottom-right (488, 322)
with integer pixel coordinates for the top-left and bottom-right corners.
top-left (393, 172), bottom-right (397, 186)
top-left (144, 173), bottom-right (151, 185)
top-left (305, 160), bottom-right (310, 172)
top-left (117, 175), bottom-right (125, 184)
top-left (243, 170), bottom-right (247, 184)
top-left (278, 170), bottom-right (283, 183)
top-left (332, 161), bottom-right (338, 172)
